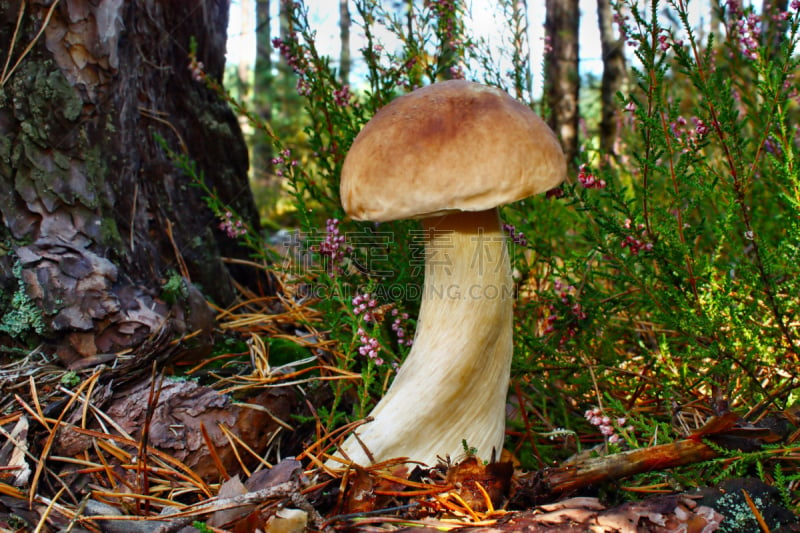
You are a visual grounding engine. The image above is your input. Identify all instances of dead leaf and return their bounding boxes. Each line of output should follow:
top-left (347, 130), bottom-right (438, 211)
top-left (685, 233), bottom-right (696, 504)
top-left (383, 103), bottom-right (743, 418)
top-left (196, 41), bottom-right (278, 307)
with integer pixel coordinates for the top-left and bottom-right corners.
top-left (54, 378), bottom-right (294, 481)
top-left (207, 475), bottom-right (248, 527)
top-left (264, 508), bottom-right (308, 533)
top-left (445, 456), bottom-right (513, 512)
top-left (0, 416), bottom-right (31, 487)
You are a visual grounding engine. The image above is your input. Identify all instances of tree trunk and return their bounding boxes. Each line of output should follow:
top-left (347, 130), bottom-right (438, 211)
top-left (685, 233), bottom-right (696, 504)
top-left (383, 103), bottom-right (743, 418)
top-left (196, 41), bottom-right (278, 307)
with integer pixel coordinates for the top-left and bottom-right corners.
top-left (544, 0), bottom-right (580, 172)
top-left (252, 0), bottom-right (275, 203)
top-left (597, 0), bottom-right (627, 158)
top-left (235, 0), bottom-right (254, 95)
top-left (339, 0), bottom-right (351, 85)
top-left (0, 0), bottom-right (259, 365)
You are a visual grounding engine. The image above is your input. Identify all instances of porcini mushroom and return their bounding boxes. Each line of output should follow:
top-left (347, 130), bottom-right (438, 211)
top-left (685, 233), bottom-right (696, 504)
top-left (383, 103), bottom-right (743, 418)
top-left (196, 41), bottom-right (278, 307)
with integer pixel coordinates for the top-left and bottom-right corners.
top-left (337, 80), bottom-right (566, 466)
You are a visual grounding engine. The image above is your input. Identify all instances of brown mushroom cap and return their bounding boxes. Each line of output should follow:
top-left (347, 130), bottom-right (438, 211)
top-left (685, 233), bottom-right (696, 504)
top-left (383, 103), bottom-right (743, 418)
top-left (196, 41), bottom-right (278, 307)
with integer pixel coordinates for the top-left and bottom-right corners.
top-left (340, 80), bottom-right (566, 222)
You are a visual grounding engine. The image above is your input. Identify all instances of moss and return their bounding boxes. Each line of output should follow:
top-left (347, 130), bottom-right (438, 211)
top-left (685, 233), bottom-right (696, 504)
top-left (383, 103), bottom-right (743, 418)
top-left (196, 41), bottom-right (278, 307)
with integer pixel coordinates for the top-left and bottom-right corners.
top-left (198, 111), bottom-right (233, 138)
top-left (8, 60), bottom-right (104, 212)
top-left (60, 371), bottom-right (81, 388)
top-left (0, 261), bottom-right (46, 339)
top-left (161, 271), bottom-right (188, 305)
top-left (712, 490), bottom-right (788, 532)
top-left (46, 70), bottom-right (82, 121)
top-left (0, 131), bottom-right (11, 177)
top-left (98, 217), bottom-right (122, 246)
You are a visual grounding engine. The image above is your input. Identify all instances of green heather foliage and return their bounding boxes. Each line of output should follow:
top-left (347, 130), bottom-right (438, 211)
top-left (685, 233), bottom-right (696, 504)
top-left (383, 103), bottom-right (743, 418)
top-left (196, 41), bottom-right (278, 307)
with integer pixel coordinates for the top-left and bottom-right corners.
top-left (190, 0), bottom-right (800, 493)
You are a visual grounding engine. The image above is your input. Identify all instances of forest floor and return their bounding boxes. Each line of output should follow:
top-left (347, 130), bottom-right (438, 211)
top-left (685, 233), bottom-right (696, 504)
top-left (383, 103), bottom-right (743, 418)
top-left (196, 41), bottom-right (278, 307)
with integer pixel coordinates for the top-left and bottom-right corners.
top-left (1, 289), bottom-right (799, 532)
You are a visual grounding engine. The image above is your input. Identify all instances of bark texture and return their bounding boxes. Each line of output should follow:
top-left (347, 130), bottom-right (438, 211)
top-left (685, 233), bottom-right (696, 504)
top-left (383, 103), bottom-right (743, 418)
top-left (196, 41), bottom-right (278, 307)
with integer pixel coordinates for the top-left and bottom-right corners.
top-left (544, 0), bottom-right (580, 172)
top-left (339, 0), bottom-right (351, 84)
top-left (597, 0), bottom-right (627, 158)
top-left (0, 0), bottom-right (258, 364)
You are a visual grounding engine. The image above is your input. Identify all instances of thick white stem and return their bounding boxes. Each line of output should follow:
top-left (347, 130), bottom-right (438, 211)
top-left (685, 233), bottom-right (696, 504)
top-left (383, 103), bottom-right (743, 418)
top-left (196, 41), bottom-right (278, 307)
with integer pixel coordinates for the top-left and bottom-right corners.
top-left (336, 209), bottom-right (514, 466)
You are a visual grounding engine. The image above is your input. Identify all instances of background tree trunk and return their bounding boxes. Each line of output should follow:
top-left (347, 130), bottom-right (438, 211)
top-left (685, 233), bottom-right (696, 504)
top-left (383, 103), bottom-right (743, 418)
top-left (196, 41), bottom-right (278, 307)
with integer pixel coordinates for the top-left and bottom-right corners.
top-left (339, 0), bottom-right (351, 84)
top-left (597, 0), bottom-right (627, 158)
top-left (235, 0), bottom-right (254, 96)
top-left (252, 0), bottom-right (276, 209)
top-left (544, 0), bottom-right (580, 173)
top-left (0, 0), bottom-right (258, 365)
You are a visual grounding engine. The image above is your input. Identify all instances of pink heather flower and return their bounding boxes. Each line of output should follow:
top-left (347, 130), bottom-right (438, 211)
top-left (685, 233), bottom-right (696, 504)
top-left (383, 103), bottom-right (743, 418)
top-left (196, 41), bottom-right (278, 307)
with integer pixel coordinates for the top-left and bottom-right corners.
top-left (333, 85), bottom-right (352, 107)
top-left (578, 164), bottom-right (606, 189)
top-left (620, 218), bottom-right (652, 254)
top-left (585, 407), bottom-right (627, 442)
top-left (792, 0), bottom-right (800, 10)
top-left (544, 280), bottom-right (586, 341)
top-left (356, 327), bottom-right (383, 365)
top-left (189, 59), bottom-right (205, 82)
top-left (319, 218), bottom-right (350, 268)
top-left (502, 223), bottom-right (528, 247)
top-left (734, 12), bottom-right (762, 60)
top-left (613, 11), bottom-right (630, 38)
top-left (271, 149), bottom-right (298, 178)
top-left (449, 65), bottom-right (466, 79)
top-left (352, 292), bottom-right (377, 323)
top-left (390, 308), bottom-right (413, 347)
top-left (218, 211), bottom-right (246, 238)
top-left (693, 117), bottom-right (709, 136)
top-left (669, 116), bottom-right (708, 151)
top-left (571, 303), bottom-right (587, 320)
top-left (658, 33), bottom-right (670, 51)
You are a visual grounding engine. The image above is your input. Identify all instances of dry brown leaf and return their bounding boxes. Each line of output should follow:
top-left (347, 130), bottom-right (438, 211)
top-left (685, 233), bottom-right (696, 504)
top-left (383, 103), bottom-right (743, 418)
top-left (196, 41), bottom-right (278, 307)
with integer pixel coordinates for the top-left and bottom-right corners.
top-left (445, 456), bottom-right (513, 512)
top-left (0, 415), bottom-right (30, 487)
top-left (207, 475), bottom-right (249, 527)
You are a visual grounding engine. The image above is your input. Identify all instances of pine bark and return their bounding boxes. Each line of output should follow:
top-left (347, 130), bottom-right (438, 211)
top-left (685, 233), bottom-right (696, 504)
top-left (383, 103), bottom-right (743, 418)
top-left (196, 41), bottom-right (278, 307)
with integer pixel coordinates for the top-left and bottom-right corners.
top-left (0, 0), bottom-right (259, 364)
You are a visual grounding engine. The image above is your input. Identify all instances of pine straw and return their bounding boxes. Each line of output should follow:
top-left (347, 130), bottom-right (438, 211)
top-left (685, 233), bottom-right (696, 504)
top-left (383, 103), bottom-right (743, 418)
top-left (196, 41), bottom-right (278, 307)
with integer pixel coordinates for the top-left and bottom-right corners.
top-left (0, 272), bottom-right (447, 531)
top-left (0, 274), bottom-right (336, 529)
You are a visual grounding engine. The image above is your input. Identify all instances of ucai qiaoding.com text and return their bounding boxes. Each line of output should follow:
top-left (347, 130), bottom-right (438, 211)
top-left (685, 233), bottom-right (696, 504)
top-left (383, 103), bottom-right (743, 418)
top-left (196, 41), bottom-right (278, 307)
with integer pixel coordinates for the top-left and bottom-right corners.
top-left (302, 280), bottom-right (517, 302)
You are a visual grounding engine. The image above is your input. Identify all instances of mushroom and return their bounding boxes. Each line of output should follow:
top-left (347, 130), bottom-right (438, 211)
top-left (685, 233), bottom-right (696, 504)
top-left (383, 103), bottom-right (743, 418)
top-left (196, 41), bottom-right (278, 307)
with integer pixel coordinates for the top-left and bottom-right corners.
top-left (336, 80), bottom-right (566, 466)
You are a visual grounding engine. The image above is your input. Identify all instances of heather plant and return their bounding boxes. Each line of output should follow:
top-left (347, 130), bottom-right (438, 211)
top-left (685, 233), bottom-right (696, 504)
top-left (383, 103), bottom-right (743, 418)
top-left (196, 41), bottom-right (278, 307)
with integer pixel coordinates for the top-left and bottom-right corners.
top-left (507, 0), bottom-right (800, 467)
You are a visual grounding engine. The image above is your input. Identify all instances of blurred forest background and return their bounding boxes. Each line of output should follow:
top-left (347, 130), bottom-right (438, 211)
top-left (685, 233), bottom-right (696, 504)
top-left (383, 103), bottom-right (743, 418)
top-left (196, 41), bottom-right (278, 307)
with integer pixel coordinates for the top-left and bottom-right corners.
top-left (222, 0), bottom-right (628, 224)
top-left (221, 0), bottom-right (739, 223)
